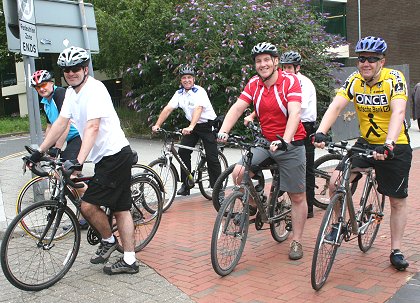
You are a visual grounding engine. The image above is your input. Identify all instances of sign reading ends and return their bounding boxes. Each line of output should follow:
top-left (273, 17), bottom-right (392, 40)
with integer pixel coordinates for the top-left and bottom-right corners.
top-left (17, 0), bottom-right (38, 57)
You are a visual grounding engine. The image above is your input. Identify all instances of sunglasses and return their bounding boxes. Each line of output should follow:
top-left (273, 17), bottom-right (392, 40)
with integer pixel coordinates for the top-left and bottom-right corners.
top-left (34, 82), bottom-right (49, 91)
top-left (357, 56), bottom-right (383, 63)
top-left (63, 66), bottom-right (83, 73)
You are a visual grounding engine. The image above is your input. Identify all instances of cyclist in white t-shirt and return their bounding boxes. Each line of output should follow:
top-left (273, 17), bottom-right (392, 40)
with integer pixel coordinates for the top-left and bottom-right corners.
top-left (28, 46), bottom-right (139, 275)
top-left (152, 65), bottom-right (221, 196)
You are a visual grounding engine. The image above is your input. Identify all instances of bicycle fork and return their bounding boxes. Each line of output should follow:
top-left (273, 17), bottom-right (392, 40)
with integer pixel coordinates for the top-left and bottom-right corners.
top-left (37, 205), bottom-right (66, 250)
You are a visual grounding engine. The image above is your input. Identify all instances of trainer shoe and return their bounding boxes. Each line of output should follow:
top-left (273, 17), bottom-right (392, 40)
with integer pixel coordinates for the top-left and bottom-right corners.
top-left (103, 257), bottom-right (139, 275)
top-left (390, 249), bottom-right (409, 271)
top-left (90, 237), bottom-right (118, 264)
top-left (289, 240), bottom-right (303, 260)
top-left (177, 184), bottom-right (190, 196)
top-left (79, 219), bottom-right (89, 230)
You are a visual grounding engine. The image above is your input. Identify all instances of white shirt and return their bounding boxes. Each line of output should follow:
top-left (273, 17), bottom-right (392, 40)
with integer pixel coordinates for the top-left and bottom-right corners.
top-left (60, 76), bottom-right (129, 163)
top-left (296, 72), bottom-right (317, 122)
top-left (168, 84), bottom-right (216, 123)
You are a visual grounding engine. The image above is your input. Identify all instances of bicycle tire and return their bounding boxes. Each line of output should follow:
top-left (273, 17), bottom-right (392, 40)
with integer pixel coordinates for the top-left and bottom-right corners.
top-left (1, 200), bottom-right (81, 291)
top-left (211, 164), bottom-right (236, 212)
top-left (114, 175), bottom-right (163, 252)
top-left (211, 191), bottom-right (249, 276)
top-left (357, 181), bottom-right (385, 252)
top-left (270, 192), bottom-right (292, 243)
top-left (311, 192), bottom-right (345, 290)
top-left (198, 151), bottom-right (229, 200)
top-left (148, 158), bottom-right (177, 212)
top-left (131, 163), bottom-right (165, 194)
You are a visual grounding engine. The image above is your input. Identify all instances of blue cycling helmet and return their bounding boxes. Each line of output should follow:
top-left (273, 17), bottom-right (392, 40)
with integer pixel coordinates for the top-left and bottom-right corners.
top-left (355, 36), bottom-right (387, 54)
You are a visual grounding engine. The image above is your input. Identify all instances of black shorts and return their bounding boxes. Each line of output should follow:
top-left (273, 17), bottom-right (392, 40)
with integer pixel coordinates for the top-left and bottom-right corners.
top-left (82, 146), bottom-right (133, 211)
top-left (337, 138), bottom-right (412, 198)
top-left (61, 136), bottom-right (82, 160)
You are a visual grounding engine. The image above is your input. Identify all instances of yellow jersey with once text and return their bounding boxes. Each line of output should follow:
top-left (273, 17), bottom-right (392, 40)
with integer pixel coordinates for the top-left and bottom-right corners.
top-left (337, 67), bottom-right (409, 144)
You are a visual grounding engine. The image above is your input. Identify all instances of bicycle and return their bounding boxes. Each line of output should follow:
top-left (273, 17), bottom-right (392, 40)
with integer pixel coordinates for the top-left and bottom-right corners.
top-left (311, 140), bottom-right (385, 291)
top-left (149, 128), bottom-right (228, 211)
top-left (16, 150), bottom-right (164, 216)
top-left (1, 152), bottom-right (164, 291)
top-left (210, 134), bottom-right (292, 276)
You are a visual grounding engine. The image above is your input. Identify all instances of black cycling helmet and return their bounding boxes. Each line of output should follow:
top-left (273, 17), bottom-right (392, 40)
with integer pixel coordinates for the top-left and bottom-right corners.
top-left (179, 65), bottom-right (195, 76)
top-left (251, 42), bottom-right (279, 61)
top-left (280, 51), bottom-right (302, 65)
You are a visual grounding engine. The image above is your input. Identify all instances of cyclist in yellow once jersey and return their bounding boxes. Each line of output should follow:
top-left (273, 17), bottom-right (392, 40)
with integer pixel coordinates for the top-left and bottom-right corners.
top-left (313, 36), bottom-right (412, 271)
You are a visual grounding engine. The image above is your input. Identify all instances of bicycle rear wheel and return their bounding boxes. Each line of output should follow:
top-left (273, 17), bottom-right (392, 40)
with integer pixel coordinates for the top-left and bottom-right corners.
top-left (198, 151), bottom-right (228, 200)
top-left (211, 191), bottom-right (249, 276)
top-left (313, 153), bottom-right (342, 209)
top-left (114, 175), bottom-right (163, 252)
top-left (211, 164), bottom-right (236, 212)
top-left (358, 181), bottom-right (385, 252)
top-left (311, 193), bottom-right (345, 291)
top-left (270, 192), bottom-right (292, 243)
top-left (1, 200), bottom-right (80, 291)
top-left (148, 158), bottom-right (177, 212)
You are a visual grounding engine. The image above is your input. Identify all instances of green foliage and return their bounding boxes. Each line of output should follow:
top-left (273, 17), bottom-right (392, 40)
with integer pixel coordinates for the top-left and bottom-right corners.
top-left (0, 115), bottom-right (47, 135)
top-left (126, 0), bottom-right (344, 130)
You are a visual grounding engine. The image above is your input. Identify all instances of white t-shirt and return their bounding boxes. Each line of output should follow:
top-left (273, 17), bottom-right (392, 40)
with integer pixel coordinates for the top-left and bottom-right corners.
top-left (60, 76), bottom-right (129, 163)
top-left (296, 72), bottom-right (317, 123)
top-left (168, 84), bottom-right (216, 123)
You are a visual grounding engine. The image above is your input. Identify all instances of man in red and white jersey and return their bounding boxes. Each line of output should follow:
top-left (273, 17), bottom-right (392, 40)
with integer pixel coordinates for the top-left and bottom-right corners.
top-left (218, 42), bottom-right (307, 260)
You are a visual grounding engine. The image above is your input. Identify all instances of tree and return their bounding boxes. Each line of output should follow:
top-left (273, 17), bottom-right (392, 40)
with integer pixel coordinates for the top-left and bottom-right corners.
top-left (126, 0), bottom-right (345, 129)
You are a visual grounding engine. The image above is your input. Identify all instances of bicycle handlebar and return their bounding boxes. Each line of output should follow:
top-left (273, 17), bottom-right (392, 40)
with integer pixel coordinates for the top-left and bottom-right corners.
top-left (155, 128), bottom-right (182, 137)
top-left (327, 141), bottom-right (374, 158)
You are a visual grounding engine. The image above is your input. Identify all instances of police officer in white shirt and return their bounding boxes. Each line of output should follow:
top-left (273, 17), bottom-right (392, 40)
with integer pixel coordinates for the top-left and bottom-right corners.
top-left (280, 51), bottom-right (317, 218)
top-left (152, 65), bottom-right (222, 196)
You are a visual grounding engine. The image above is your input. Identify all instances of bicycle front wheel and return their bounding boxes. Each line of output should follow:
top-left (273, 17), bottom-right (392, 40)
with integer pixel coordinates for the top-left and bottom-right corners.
top-left (270, 192), bottom-right (292, 243)
top-left (198, 151), bottom-right (228, 200)
top-left (211, 164), bottom-right (236, 212)
top-left (358, 181), bottom-right (385, 252)
top-left (313, 153), bottom-right (343, 209)
top-left (211, 191), bottom-right (249, 276)
top-left (311, 193), bottom-right (345, 291)
top-left (148, 158), bottom-right (177, 212)
top-left (113, 175), bottom-right (163, 253)
top-left (1, 201), bottom-right (81, 291)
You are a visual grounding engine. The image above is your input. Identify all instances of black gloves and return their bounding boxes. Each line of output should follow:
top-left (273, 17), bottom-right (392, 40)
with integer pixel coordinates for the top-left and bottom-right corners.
top-left (313, 132), bottom-right (329, 144)
top-left (63, 159), bottom-right (83, 171)
top-left (28, 149), bottom-right (43, 164)
top-left (374, 144), bottom-right (395, 160)
top-left (47, 147), bottom-right (61, 158)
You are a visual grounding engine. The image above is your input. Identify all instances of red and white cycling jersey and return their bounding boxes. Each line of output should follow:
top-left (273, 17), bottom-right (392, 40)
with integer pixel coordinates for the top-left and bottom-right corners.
top-left (239, 69), bottom-right (306, 141)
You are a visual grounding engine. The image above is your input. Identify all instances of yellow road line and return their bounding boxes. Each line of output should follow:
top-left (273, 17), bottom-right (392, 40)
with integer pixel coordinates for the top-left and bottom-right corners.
top-left (0, 151), bottom-right (26, 163)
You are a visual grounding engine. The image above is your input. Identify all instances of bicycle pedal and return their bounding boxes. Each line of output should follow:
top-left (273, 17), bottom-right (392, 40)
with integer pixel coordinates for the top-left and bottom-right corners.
top-left (285, 222), bottom-right (293, 231)
top-left (87, 227), bottom-right (101, 245)
top-left (255, 212), bottom-right (264, 230)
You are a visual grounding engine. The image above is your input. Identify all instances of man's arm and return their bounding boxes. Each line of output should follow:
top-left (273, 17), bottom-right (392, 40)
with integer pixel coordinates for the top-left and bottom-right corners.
top-left (182, 106), bottom-right (203, 135)
top-left (219, 99), bottom-right (249, 134)
top-left (152, 105), bottom-right (174, 132)
top-left (77, 118), bottom-right (100, 164)
top-left (283, 101), bottom-right (301, 143)
top-left (386, 98), bottom-right (406, 143)
top-left (39, 116), bottom-right (70, 152)
top-left (54, 121), bottom-right (71, 149)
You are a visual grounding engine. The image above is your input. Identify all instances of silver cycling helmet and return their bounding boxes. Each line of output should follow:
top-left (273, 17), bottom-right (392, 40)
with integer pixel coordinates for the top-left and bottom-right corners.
top-left (355, 36), bottom-right (387, 54)
top-left (57, 46), bottom-right (90, 68)
top-left (251, 42), bottom-right (279, 60)
top-left (280, 51), bottom-right (302, 65)
top-left (179, 65), bottom-right (195, 76)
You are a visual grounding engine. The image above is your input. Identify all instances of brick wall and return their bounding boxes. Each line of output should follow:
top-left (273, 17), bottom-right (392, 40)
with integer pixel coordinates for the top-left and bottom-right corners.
top-left (346, 0), bottom-right (420, 91)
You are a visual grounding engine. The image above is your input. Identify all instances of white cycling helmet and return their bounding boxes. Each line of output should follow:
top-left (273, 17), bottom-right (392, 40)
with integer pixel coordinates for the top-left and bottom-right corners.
top-left (31, 70), bottom-right (53, 87)
top-left (251, 42), bottom-right (279, 60)
top-left (280, 51), bottom-right (302, 65)
top-left (57, 46), bottom-right (90, 68)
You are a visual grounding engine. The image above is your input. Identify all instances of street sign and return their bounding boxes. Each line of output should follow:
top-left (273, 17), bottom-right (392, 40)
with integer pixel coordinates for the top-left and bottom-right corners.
top-left (19, 20), bottom-right (38, 56)
top-left (17, 0), bottom-right (39, 57)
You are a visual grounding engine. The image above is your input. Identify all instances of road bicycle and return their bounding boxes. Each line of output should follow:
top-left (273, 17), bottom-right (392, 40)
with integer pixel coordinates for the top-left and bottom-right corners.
top-left (210, 134), bottom-right (292, 276)
top-left (1, 152), bottom-right (163, 291)
top-left (149, 128), bottom-right (228, 211)
top-left (311, 140), bottom-right (385, 290)
top-left (15, 150), bottom-right (164, 216)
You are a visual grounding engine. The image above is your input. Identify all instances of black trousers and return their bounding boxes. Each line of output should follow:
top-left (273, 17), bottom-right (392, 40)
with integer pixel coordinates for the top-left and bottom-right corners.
top-left (303, 122), bottom-right (315, 212)
top-left (178, 122), bottom-right (222, 188)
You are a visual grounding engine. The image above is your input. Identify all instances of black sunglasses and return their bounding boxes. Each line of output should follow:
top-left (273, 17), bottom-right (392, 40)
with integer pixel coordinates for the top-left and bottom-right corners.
top-left (357, 56), bottom-right (383, 63)
top-left (63, 66), bottom-right (83, 73)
